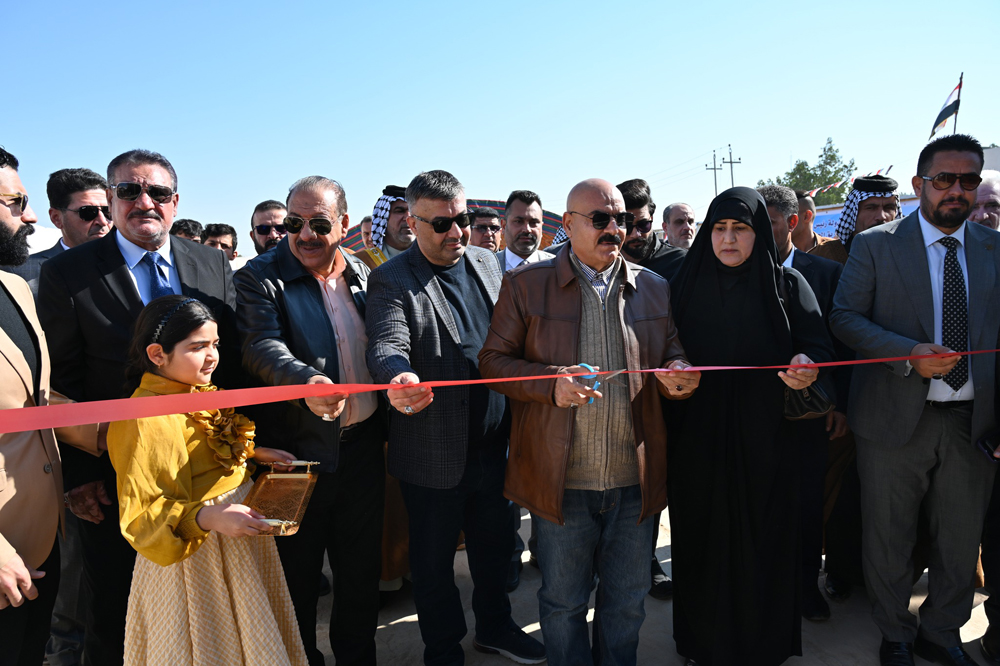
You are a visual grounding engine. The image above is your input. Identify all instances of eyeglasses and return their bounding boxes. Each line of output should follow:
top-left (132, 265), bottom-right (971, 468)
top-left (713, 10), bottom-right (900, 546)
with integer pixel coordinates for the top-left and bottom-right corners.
top-left (0, 192), bottom-right (28, 214)
top-left (920, 172), bottom-right (983, 191)
top-left (283, 216), bottom-right (334, 235)
top-left (411, 213), bottom-right (472, 234)
top-left (627, 218), bottom-right (653, 235)
top-left (254, 224), bottom-right (286, 235)
top-left (471, 224), bottom-right (501, 235)
top-left (568, 211), bottom-right (635, 230)
top-left (111, 182), bottom-right (175, 203)
top-left (63, 205), bottom-right (111, 222)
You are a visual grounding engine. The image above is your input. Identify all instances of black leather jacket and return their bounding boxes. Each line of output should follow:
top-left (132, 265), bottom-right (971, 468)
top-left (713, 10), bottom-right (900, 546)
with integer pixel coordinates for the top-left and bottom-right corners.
top-left (234, 237), bottom-right (373, 472)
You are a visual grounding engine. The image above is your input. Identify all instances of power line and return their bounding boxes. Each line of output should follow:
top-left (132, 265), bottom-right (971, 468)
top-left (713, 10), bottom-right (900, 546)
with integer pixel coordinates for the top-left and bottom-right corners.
top-left (721, 144), bottom-right (742, 188)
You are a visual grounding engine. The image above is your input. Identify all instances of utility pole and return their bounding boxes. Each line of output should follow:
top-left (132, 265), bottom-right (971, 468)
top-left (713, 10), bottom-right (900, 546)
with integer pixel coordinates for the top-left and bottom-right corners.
top-left (722, 144), bottom-right (742, 189)
top-left (705, 150), bottom-right (722, 196)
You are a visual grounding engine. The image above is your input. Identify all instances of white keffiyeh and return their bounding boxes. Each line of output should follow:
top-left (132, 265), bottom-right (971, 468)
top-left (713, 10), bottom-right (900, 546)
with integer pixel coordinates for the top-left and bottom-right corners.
top-left (371, 192), bottom-right (406, 250)
top-left (835, 189), bottom-right (901, 244)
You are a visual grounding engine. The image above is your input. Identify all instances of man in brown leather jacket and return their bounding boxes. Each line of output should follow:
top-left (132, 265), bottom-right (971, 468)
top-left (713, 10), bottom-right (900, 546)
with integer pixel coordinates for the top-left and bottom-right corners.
top-left (479, 178), bottom-right (700, 666)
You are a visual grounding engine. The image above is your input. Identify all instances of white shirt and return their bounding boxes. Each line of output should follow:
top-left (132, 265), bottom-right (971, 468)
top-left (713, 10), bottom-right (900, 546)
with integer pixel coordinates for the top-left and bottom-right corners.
top-left (781, 247), bottom-right (796, 269)
top-left (917, 211), bottom-right (973, 401)
top-left (504, 249), bottom-right (526, 272)
top-left (59, 239), bottom-right (71, 252)
top-left (115, 232), bottom-right (182, 305)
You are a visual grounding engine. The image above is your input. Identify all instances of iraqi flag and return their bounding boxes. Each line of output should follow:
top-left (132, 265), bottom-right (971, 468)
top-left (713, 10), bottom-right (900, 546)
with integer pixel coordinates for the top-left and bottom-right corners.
top-left (929, 76), bottom-right (962, 139)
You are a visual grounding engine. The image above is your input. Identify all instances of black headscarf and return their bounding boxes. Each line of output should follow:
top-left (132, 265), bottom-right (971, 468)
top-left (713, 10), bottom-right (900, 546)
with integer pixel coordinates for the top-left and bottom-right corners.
top-left (672, 186), bottom-right (792, 367)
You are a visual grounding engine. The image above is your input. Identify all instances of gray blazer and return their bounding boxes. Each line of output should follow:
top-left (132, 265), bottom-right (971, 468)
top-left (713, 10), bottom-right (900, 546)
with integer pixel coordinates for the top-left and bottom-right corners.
top-left (365, 244), bottom-right (504, 489)
top-left (830, 211), bottom-right (1000, 446)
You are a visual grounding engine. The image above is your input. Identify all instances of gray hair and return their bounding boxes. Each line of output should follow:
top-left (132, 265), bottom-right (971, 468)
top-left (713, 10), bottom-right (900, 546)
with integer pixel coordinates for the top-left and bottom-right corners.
top-left (287, 176), bottom-right (348, 216)
top-left (981, 169), bottom-right (1000, 189)
top-left (756, 185), bottom-right (798, 220)
top-left (107, 149), bottom-right (178, 191)
top-left (405, 170), bottom-right (464, 208)
top-left (662, 201), bottom-right (692, 224)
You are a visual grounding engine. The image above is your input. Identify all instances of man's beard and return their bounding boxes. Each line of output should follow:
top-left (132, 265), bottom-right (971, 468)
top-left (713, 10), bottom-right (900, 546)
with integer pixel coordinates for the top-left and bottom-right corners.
top-left (509, 233), bottom-right (539, 257)
top-left (0, 223), bottom-right (35, 266)
top-left (254, 236), bottom-right (281, 255)
top-left (925, 192), bottom-right (972, 229)
top-left (622, 234), bottom-right (656, 262)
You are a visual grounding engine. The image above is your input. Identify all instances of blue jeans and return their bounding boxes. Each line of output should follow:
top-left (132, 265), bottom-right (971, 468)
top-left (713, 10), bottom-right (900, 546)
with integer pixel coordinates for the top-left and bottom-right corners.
top-left (399, 445), bottom-right (515, 665)
top-left (536, 485), bottom-right (653, 666)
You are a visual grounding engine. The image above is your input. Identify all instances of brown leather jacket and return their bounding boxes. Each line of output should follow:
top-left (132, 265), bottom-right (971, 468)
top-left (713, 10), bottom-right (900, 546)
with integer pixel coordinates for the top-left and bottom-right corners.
top-left (478, 247), bottom-right (689, 525)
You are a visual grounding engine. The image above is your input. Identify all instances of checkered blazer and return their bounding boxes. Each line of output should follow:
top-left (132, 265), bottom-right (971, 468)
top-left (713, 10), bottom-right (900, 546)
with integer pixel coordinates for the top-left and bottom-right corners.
top-left (365, 244), bottom-right (503, 489)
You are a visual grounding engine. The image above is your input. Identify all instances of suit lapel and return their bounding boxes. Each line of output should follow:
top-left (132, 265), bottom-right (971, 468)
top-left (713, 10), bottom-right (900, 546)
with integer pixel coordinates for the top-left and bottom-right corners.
top-left (97, 232), bottom-right (144, 318)
top-left (964, 224), bottom-right (997, 349)
top-left (171, 239), bottom-right (200, 296)
top-left (468, 248), bottom-right (501, 302)
top-left (0, 274), bottom-right (37, 403)
top-left (886, 213), bottom-right (935, 341)
top-left (409, 249), bottom-right (461, 346)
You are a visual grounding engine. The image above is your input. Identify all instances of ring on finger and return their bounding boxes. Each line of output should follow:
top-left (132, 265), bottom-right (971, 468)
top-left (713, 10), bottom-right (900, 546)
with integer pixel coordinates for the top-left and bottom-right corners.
top-left (404, 405), bottom-right (414, 415)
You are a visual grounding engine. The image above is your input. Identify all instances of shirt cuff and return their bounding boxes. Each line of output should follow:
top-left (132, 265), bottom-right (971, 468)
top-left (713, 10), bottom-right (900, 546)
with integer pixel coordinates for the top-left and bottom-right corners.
top-left (176, 505), bottom-right (210, 540)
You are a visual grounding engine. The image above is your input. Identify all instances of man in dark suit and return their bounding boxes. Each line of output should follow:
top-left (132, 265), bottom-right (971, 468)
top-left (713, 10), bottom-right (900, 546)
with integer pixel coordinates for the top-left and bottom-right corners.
top-left (366, 170), bottom-right (545, 665)
top-left (6, 168), bottom-right (112, 297)
top-left (235, 176), bottom-right (384, 666)
top-left (37, 149), bottom-right (238, 666)
top-left (831, 134), bottom-right (1000, 666)
top-left (760, 184), bottom-right (849, 622)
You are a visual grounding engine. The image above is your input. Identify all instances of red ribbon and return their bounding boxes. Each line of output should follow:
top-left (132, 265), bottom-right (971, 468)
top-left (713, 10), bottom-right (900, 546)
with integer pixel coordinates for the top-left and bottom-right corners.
top-left (0, 349), bottom-right (994, 435)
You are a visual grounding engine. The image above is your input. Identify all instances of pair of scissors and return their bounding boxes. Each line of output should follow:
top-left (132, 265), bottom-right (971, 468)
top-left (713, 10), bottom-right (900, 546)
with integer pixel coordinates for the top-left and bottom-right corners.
top-left (578, 364), bottom-right (627, 404)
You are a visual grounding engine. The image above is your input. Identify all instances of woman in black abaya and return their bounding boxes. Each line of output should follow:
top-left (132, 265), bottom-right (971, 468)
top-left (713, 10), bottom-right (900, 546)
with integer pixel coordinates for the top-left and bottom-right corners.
top-left (667, 187), bottom-right (834, 666)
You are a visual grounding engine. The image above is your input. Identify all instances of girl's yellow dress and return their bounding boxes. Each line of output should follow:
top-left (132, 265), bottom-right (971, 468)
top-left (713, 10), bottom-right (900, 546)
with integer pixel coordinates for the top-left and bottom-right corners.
top-left (108, 373), bottom-right (307, 666)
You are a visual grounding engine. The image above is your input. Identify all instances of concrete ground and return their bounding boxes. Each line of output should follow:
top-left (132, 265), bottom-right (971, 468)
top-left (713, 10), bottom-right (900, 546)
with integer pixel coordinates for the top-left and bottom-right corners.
top-left (317, 511), bottom-right (990, 665)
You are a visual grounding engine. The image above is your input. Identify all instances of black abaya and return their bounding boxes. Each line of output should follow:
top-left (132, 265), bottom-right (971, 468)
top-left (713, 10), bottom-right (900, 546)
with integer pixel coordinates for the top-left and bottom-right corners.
top-left (668, 187), bottom-right (834, 666)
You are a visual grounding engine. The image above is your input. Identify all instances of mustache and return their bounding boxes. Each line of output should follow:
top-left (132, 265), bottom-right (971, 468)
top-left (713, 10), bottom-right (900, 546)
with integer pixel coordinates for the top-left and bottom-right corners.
top-left (296, 240), bottom-right (325, 249)
top-left (598, 234), bottom-right (622, 246)
top-left (128, 211), bottom-right (162, 221)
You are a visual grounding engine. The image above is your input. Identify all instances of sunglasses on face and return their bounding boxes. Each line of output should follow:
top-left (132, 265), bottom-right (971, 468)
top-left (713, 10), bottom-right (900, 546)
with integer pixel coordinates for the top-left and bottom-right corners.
top-left (254, 224), bottom-right (286, 235)
top-left (64, 205), bottom-right (111, 222)
top-left (920, 172), bottom-right (983, 191)
top-left (471, 224), bottom-right (501, 235)
top-left (627, 218), bottom-right (653, 235)
top-left (0, 192), bottom-right (28, 214)
top-left (283, 216), bottom-right (334, 235)
top-left (569, 211), bottom-right (635, 230)
top-left (112, 182), bottom-right (175, 203)
top-left (412, 213), bottom-right (472, 234)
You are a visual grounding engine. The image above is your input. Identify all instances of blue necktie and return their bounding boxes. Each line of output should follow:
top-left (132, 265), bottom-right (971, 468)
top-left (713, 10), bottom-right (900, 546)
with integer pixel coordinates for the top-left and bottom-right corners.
top-left (938, 236), bottom-right (968, 392)
top-left (142, 251), bottom-right (174, 302)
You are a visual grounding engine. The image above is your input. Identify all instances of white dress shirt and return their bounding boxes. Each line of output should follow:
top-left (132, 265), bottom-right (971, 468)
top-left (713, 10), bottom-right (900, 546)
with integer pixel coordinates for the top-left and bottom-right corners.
top-left (505, 249), bottom-right (526, 273)
top-left (115, 232), bottom-right (182, 305)
top-left (781, 247), bottom-right (796, 269)
top-left (917, 211), bottom-right (973, 401)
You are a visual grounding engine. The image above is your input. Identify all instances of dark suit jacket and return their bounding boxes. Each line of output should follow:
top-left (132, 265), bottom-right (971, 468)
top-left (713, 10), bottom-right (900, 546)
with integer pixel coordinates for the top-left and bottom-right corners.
top-left (234, 238), bottom-right (372, 472)
top-left (5, 240), bottom-right (64, 298)
top-left (365, 244), bottom-right (504, 489)
top-left (830, 212), bottom-right (1000, 446)
top-left (791, 249), bottom-right (851, 409)
top-left (37, 229), bottom-right (238, 490)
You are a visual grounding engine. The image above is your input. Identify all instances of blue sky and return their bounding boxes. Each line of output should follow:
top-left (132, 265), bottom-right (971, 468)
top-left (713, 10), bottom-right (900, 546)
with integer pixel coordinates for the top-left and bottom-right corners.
top-left (7, 0), bottom-right (998, 232)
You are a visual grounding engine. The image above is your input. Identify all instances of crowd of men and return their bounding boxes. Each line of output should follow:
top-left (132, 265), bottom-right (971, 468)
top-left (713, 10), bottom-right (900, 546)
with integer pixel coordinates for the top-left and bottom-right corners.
top-left (1, 136), bottom-right (1000, 666)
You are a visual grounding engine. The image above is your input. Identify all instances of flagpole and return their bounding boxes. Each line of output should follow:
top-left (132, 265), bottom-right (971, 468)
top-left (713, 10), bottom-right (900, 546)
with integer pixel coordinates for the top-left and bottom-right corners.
top-left (954, 72), bottom-right (963, 135)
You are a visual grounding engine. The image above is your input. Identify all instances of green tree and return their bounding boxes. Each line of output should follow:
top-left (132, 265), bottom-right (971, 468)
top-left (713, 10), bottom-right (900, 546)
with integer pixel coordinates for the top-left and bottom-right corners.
top-left (757, 138), bottom-right (856, 205)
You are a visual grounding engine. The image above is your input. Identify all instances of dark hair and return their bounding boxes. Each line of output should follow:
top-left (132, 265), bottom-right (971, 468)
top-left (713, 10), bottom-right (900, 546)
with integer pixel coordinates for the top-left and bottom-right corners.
top-left (917, 133), bottom-right (984, 177)
top-left (757, 185), bottom-right (798, 220)
top-left (469, 207), bottom-right (502, 222)
top-left (170, 219), bottom-right (203, 238)
top-left (125, 296), bottom-right (217, 392)
top-left (794, 189), bottom-right (816, 213)
top-left (505, 189), bottom-right (542, 214)
top-left (202, 223), bottom-right (238, 250)
top-left (0, 147), bottom-right (19, 171)
top-left (251, 199), bottom-right (286, 228)
top-left (360, 215), bottom-right (373, 227)
top-left (616, 179), bottom-right (656, 217)
top-left (107, 149), bottom-right (178, 191)
top-left (46, 168), bottom-right (108, 210)
top-left (286, 176), bottom-right (347, 216)
top-left (406, 170), bottom-right (464, 208)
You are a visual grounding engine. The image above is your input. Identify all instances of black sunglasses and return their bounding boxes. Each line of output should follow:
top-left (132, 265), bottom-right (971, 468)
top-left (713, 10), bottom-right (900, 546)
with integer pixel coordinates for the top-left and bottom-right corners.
top-left (283, 216), bottom-right (334, 235)
top-left (920, 172), bottom-right (983, 191)
top-left (412, 213), bottom-right (472, 234)
top-left (254, 223), bottom-right (286, 235)
top-left (63, 205), bottom-right (111, 222)
top-left (112, 182), bottom-right (175, 203)
top-left (569, 211), bottom-right (635, 230)
top-left (627, 217), bottom-right (653, 235)
top-left (471, 224), bottom-right (501, 234)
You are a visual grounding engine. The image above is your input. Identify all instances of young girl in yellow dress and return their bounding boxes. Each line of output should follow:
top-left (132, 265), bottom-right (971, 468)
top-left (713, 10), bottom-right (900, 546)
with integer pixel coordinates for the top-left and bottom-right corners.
top-left (108, 295), bottom-right (308, 665)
